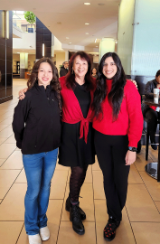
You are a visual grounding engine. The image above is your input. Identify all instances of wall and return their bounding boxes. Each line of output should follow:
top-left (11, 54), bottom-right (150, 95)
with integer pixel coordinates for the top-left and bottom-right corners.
top-left (117, 0), bottom-right (135, 75)
top-left (0, 11), bottom-right (13, 103)
top-left (13, 32), bottom-right (35, 50)
top-left (55, 52), bottom-right (65, 73)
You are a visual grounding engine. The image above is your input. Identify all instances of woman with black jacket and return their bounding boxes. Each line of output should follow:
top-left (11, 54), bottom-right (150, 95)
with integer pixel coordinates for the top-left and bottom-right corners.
top-left (12, 58), bottom-right (61, 244)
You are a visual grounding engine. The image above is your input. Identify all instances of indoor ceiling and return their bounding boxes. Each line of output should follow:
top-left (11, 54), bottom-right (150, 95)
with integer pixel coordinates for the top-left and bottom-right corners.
top-left (1, 0), bottom-right (121, 48)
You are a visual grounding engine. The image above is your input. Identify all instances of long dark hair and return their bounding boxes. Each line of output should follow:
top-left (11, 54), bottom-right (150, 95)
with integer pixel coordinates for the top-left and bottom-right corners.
top-left (92, 52), bottom-right (126, 120)
top-left (27, 57), bottom-right (61, 111)
top-left (65, 51), bottom-right (94, 91)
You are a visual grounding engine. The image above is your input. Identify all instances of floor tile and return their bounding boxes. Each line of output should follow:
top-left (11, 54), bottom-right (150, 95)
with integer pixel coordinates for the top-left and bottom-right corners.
top-left (155, 202), bottom-right (160, 213)
top-left (126, 184), bottom-right (160, 222)
top-left (4, 135), bottom-right (16, 144)
top-left (92, 171), bottom-right (105, 200)
top-left (0, 169), bottom-right (21, 198)
top-left (95, 200), bottom-right (136, 244)
top-left (1, 151), bottom-right (23, 169)
top-left (128, 164), bottom-right (143, 184)
top-left (92, 157), bottom-right (101, 171)
top-left (0, 123), bottom-right (8, 132)
top-left (16, 169), bottom-right (26, 183)
top-left (50, 170), bottom-right (69, 199)
top-left (131, 222), bottom-right (160, 244)
top-left (55, 162), bottom-right (69, 171)
top-left (0, 126), bottom-right (13, 138)
top-left (17, 200), bottom-right (63, 244)
top-left (0, 137), bottom-right (7, 145)
top-left (0, 222), bottom-right (23, 244)
top-left (0, 183), bottom-right (27, 220)
top-left (0, 144), bottom-right (16, 159)
top-left (0, 158), bottom-right (5, 166)
top-left (57, 221), bottom-right (96, 244)
top-left (139, 172), bottom-right (160, 201)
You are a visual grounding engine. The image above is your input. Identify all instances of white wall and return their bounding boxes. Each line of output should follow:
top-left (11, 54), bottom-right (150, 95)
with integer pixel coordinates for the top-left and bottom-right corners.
top-left (13, 33), bottom-right (35, 50)
top-left (55, 52), bottom-right (65, 73)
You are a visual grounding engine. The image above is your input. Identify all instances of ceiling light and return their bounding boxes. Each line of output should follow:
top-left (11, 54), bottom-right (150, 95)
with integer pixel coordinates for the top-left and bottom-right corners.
top-left (69, 42), bottom-right (72, 44)
top-left (66, 37), bottom-right (69, 39)
top-left (95, 38), bottom-right (97, 43)
top-left (84, 3), bottom-right (91, 5)
top-left (85, 23), bottom-right (89, 25)
top-left (95, 46), bottom-right (98, 47)
top-left (85, 32), bottom-right (89, 35)
top-left (98, 3), bottom-right (105, 6)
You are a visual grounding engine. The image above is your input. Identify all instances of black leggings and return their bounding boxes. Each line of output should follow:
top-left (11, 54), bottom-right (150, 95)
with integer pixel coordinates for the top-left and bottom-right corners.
top-left (69, 166), bottom-right (88, 203)
top-left (94, 131), bottom-right (130, 221)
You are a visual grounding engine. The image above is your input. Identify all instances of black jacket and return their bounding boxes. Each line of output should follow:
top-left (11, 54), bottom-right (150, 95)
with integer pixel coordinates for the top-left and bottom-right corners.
top-left (142, 79), bottom-right (157, 115)
top-left (60, 66), bottom-right (68, 77)
top-left (12, 83), bottom-right (61, 154)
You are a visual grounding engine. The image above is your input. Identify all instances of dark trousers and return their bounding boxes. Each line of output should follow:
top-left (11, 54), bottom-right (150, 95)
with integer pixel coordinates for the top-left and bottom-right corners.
top-left (94, 131), bottom-right (130, 221)
top-left (144, 108), bottom-right (158, 143)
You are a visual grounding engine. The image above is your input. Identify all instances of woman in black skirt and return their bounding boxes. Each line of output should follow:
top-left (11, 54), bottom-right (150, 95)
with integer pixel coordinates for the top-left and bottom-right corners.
top-left (92, 52), bottom-right (143, 241)
top-left (59, 51), bottom-right (95, 235)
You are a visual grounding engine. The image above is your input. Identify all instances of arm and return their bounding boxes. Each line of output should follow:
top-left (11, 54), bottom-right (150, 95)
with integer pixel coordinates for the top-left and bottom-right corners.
top-left (125, 82), bottom-right (143, 165)
top-left (12, 95), bottom-right (30, 148)
top-left (19, 88), bottom-right (28, 100)
top-left (144, 81), bottom-right (154, 99)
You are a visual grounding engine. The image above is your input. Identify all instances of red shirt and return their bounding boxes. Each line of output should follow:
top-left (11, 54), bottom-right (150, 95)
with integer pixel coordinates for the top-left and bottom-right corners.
top-left (60, 76), bottom-right (94, 143)
top-left (92, 79), bottom-right (143, 147)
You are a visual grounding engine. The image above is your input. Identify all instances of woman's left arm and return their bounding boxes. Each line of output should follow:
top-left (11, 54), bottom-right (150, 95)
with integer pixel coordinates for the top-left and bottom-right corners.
top-left (125, 81), bottom-right (143, 165)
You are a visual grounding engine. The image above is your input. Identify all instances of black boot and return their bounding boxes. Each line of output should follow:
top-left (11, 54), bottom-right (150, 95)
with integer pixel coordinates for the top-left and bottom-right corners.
top-left (70, 203), bottom-right (85, 235)
top-left (103, 216), bottom-right (120, 241)
top-left (65, 197), bottom-right (86, 220)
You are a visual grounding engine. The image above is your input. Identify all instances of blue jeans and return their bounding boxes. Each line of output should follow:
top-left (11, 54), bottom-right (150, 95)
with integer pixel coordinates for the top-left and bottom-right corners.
top-left (23, 148), bottom-right (58, 235)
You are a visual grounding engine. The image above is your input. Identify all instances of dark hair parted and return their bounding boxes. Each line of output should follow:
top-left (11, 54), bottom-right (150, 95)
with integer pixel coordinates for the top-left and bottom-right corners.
top-left (156, 70), bottom-right (160, 77)
top-left (65, 51), bottom-right (94, 91)
top-left (27, 57), bottom-right (61, 111)
top-left (92, 52), bottom-right (126, 120)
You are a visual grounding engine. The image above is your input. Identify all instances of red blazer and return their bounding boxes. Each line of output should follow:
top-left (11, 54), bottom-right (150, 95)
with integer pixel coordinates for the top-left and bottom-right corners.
top-left (60, 76), bottom-right (94, 143)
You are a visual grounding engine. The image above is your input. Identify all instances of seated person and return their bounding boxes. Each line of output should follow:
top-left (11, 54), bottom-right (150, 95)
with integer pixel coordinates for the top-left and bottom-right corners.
top-left (92, 67), bottom-right (98, 79)
top-left (142, 70), bottom-right (160, 150)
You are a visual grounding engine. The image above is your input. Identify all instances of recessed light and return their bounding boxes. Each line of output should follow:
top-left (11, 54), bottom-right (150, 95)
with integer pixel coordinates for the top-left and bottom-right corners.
top-left (84, 3), bottom-right (91, 5)
top-left (96, 46), bottom-right (98, 47)
top-left (69, 42), bottom-right (72, 44)
top-left (95, 38), bottom-right (97, 43)
top-left (66, 37), bottom-right (69, 39)
top-left (33, 8), bottom-right (36, 10)
top-left (85, 23), bottom-right (89, 25)
top-left (85, 32), bottom-right (89, 35)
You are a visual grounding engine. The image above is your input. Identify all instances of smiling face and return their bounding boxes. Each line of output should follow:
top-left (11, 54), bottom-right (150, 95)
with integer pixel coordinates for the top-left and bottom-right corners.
top-left (92, 68), bottom-right (97, 75)
top-left (38, 62), bottom-right (53, 88)
top-left (72, 55), bottom-right (89, 79)
top-left (102, 56), bottom-right (117, 79)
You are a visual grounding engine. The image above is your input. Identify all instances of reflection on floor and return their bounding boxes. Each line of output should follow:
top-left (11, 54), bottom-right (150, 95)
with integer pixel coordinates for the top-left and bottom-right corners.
top-left (0, 79), bottom-right (160, 244)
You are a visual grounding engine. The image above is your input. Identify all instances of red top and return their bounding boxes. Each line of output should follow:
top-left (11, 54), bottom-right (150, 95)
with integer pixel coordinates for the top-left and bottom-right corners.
top-left (60, 76), bottom-right (94, 143)
top-left (92, 79), bottom-right (143, 147)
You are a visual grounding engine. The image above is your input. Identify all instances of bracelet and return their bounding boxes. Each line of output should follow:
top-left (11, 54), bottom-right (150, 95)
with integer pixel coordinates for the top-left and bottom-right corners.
top-left (128, 147), bottom-right (137, 152)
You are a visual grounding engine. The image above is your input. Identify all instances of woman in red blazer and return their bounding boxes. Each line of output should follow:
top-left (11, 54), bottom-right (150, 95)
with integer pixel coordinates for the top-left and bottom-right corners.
top-left (92, 52), bottom-right (143, 241)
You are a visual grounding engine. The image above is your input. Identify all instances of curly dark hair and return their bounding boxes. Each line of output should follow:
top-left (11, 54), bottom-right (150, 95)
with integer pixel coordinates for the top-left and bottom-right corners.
top-left (65, 51), bottom-right (94, 91)
top-left (92, 52), bottom-right (126, 120)
top-left (27, 57), bottom-right (61, 111)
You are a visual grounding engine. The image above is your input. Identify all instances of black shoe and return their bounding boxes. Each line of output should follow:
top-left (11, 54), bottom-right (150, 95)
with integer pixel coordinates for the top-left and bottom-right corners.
top-left (151, 144), bottom-right (157, 150)
top-left (103, 216), bottom-right (120, 241)
top-left (70, 203), bottom-right (85, 235)
top-left (65, 197), bottom-right (86, 220)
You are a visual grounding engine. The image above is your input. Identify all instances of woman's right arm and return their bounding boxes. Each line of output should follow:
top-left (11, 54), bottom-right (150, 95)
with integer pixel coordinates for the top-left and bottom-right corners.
top-left (19, 88), bottom-right (28, 100)
top-left (12, 95), bottom-right (30, 148)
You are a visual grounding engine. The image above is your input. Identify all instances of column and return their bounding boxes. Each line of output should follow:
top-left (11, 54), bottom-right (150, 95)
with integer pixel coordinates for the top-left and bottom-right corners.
top-left (99, 38), bottom-right (115, 60)
top-left (20, 53), bottom-right (28, 78)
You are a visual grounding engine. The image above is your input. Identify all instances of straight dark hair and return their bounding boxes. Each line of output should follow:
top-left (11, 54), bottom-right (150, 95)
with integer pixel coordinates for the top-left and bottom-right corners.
top-left (92, 52), bottom-right (126, 120)
top-left (65, 51), bottom-right (94, 91)
top-left (27, 57), bottom-right (61, 111)
top-left (156, 70), bottom-right (160, 77)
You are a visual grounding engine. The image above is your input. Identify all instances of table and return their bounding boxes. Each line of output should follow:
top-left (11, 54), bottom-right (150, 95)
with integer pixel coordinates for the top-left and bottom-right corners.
top-left (143, 99), bottom-right (160, 182)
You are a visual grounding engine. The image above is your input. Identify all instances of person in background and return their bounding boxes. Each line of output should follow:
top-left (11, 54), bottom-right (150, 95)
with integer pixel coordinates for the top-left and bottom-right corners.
top-left (59, 51), bottom-right (95, 236)
top-left (60, 61), bottom-right (69, 77)
top-left (13, 58), bottom-right (61, 244)
top-left (142, 70), bottom-right (160, 150)
top-left (92, 67), bottom-right (98, 79)
top-left (92, 52), bottom-right (143, 242)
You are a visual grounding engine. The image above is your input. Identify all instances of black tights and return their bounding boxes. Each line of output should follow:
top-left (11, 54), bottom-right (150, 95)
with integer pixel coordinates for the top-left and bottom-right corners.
top-left (69, 166), bottom-right (88, 203)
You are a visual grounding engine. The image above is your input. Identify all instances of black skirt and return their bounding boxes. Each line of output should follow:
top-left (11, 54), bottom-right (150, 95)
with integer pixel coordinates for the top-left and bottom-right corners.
top-left (58, 82), bottom-right (95, 168)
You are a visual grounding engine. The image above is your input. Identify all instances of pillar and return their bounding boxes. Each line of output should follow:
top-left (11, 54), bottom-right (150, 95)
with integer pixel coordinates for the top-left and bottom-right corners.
top-left (20, 53), bottom-right (28, 78)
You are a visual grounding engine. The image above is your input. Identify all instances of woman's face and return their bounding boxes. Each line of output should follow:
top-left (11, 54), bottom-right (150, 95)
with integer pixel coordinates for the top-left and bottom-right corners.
top-left (92, 68), bottom-right (97, 75)
top-left (38, 62), bottom-right (53, 88)
top-left (72, 55), bottom-right (89, 79)
top-left (102, 56), bottom-right (117, 79)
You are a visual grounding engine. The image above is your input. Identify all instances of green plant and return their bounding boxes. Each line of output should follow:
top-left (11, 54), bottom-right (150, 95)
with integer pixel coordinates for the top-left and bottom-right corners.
top-left (24, 11), bottom-right (36, 25)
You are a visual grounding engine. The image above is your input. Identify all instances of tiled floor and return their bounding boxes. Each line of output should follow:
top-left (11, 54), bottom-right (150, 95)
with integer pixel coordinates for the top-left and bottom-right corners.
top-left (0, 79), bottom-right (160, 244)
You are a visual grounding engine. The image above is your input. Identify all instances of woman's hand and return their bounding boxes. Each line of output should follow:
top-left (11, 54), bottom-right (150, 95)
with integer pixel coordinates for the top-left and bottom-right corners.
top-left (19, 88), bottom-right (28, 100)
top-left (125, 150), bottom-right (136, 165)
top-left (130, 79), bottom-right (138, 89)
